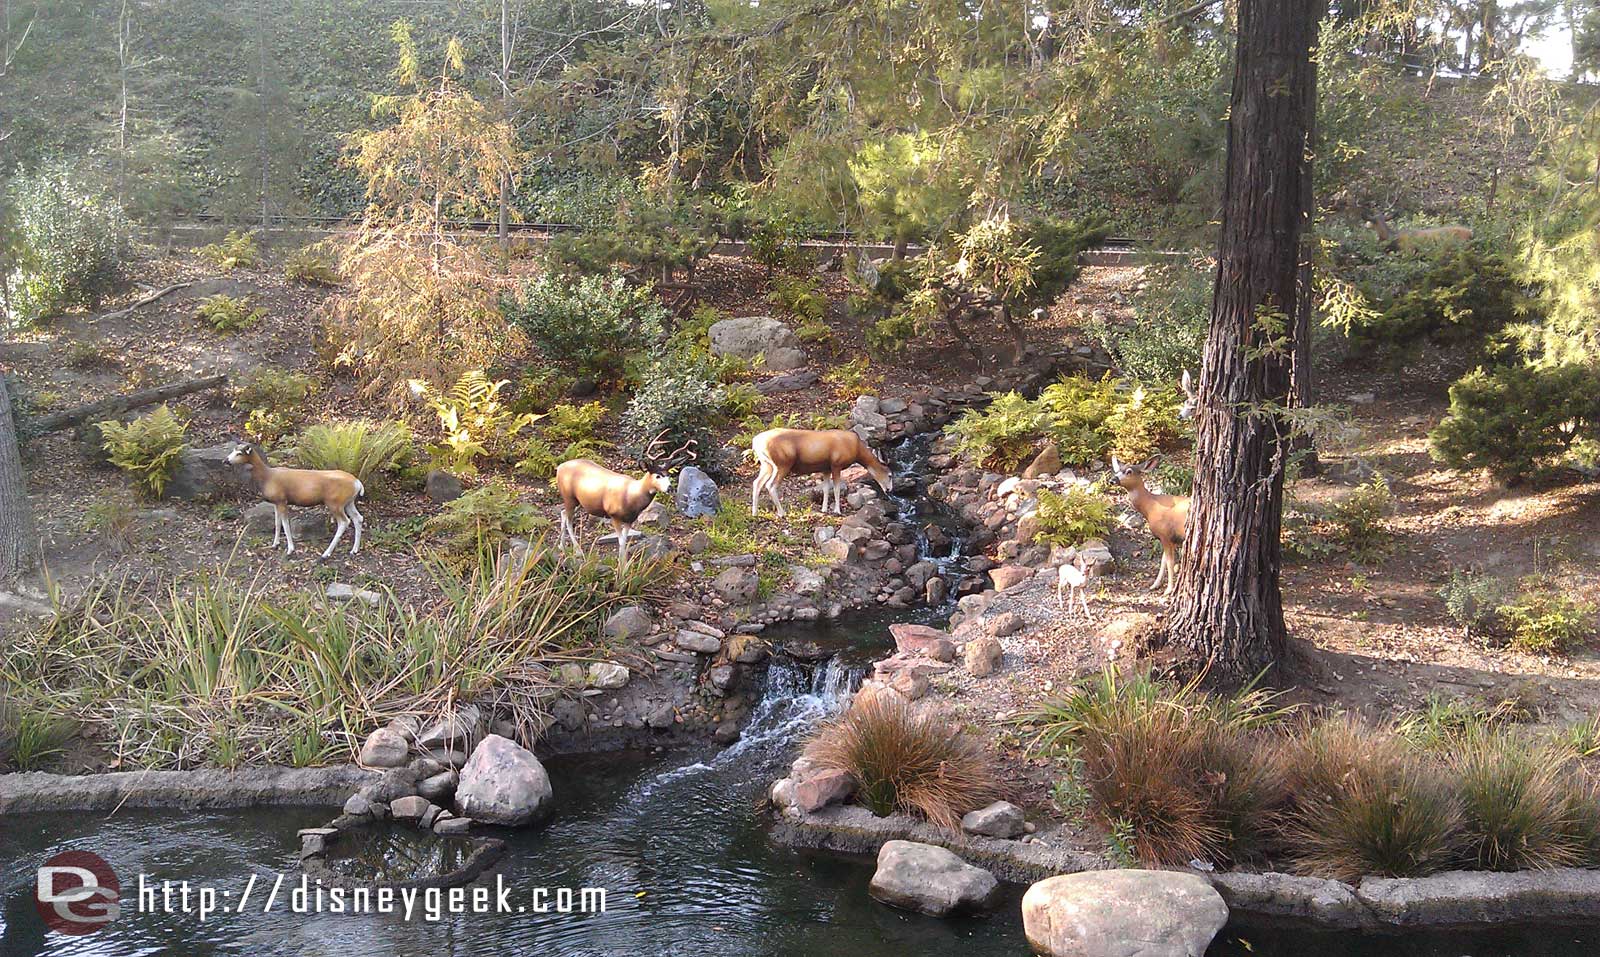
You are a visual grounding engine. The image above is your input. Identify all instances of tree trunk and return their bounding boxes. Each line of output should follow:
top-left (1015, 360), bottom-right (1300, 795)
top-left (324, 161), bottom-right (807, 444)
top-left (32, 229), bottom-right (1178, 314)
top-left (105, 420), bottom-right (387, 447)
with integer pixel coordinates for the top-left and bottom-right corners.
top-left (1166, 0), bottom-right (1318, 686)
top-left (0, 376), bottom-right (32, 584)
top-left (1290, 0), bottom-right (1325, 475)
top-left (498, 0), bottom-right (512, 273)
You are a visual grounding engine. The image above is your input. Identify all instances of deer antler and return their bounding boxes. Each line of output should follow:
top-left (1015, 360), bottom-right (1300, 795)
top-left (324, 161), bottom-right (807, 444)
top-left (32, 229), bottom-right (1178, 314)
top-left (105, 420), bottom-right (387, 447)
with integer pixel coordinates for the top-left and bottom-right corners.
top-left (663, 439), bottom-right (698, 469)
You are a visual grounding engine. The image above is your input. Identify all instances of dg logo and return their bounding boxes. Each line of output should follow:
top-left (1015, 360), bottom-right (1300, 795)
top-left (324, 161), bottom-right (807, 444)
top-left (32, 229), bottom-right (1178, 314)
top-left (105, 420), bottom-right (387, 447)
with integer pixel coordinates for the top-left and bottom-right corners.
top-left (35, 850), bottom-right (121, 935)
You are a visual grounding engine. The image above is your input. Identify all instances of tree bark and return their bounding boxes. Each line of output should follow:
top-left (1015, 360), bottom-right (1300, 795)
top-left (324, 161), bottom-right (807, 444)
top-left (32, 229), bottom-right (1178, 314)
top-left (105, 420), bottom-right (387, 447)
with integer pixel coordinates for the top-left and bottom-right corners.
top-left (0, 376), bottom-right (32, 584)
top-left (1166, 0), bottom-right (1318, 686)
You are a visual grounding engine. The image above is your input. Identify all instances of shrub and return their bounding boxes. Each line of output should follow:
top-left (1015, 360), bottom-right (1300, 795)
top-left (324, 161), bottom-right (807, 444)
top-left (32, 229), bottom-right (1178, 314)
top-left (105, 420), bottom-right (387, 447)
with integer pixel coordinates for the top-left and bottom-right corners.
top-left (806, 691), bottom-right (1008, 830)
top-left (946, 392), bottom-right (1045, 470)
top-left (1283, 478), bottom-right (1393, 563)
top-left (1031, 487), bottom-right (1114, 547)
top-left (823, 355), bottom-right (877, 397)
top-left (235, 368), bottom-right (315, 413)
top-left (547, 195), bottom-right (720, 282)
top-left (412, 371), bottom-right (538, 474)
top-left (293, 420), bottom-right (413, 484)
top-left (513, 437), bottom-right (604, 480)
top-left (1451, 730), bottom-right (1588, 871)
top-left (501, 273), bottom-right (667, 383)
top-left (1278, 717), bottom-right (1461, 881)
top-left (283, 245), bottom-right (340, 285)
top-left (4, 163), bottom-right (129, 324)
top-left (1019, 670), bottom-right (1291, 866)
top-left (98, 405), bottom-right (188, 498)
top-left (197, 230), bottom-right (262, 270)
top-left (745, 213), bottom-right (812, 274)
top-left (541, 402), bottom-right (607, 447)
top-left (619, 358), bottom-right (729, 471)
top-left (511, 367), bottom-right (578, 415)
top-left (1090, 261), bottom-right (1209, 385)
top-left (1350, 249), bottom-right (1532, 357)
top-left (769, 275), bottom-right (827, 323)
top-left (195, 293), bottom-right (265, 333)
top-left (949, 377), bottom-right (1188, 471)
top-left (1104, 385), bottom-right (1187, 460)
top-left (1439, 569), bottom-right (1511, 636)
top-left (1499, 586), bottom-right (1597, 656)
top-left (1020, 216), bottom-right (1112, 304)
top-left (1429, 362), bottom-right (1600, 485)
top-left (424, 482), bottom-right (545, 561)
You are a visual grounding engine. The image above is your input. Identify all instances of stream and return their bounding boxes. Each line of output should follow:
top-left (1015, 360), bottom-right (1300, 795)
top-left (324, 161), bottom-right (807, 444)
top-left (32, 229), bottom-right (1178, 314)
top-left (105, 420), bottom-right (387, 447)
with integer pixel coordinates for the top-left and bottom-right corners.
top-left (1, 439), bottom-right (1596, 956)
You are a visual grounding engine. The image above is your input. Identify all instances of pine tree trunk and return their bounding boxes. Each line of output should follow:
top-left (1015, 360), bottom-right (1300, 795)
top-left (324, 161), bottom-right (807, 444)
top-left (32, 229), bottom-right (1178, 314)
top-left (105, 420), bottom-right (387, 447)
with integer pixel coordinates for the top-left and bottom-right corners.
top-left (1165, 0), bottom-right (1318, 686)
top-left (0, 377), bottom-right (32, 584)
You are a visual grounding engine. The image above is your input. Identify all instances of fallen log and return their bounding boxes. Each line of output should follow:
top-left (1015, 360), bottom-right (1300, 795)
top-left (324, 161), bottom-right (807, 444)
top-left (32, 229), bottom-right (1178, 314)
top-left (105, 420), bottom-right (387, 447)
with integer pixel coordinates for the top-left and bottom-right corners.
top-left (26, 374), bottom-right (228, 435)
top-left (95, 281), bottom-right (195, 323)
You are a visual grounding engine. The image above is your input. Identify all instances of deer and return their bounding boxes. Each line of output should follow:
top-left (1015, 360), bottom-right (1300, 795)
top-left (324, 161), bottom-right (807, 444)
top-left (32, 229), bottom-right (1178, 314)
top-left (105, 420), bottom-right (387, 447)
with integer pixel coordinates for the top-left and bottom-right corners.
top-left (1057, 553), bottom-right (1092, 620)
top-left (1110, 454), bottom-right (1189, 595)
top-left (226, 442), bottom-right (365, 558)
top-left (1365, 211), bottom-right (1473, 255)
top-left (555, 433), bottom-right (696, 567)
top-left (749, 428), bottom-right (892, 517)
top-left (1178, 369), bottom-right (1198, 421)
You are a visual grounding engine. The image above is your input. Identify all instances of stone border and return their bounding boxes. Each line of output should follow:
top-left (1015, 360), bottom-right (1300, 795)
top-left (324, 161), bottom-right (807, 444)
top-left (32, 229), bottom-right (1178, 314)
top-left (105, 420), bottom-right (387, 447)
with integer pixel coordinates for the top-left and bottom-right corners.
top-left (770, 804), bottom-right (1600, 930)
top-left (0, 765), bottom-right (377, 813)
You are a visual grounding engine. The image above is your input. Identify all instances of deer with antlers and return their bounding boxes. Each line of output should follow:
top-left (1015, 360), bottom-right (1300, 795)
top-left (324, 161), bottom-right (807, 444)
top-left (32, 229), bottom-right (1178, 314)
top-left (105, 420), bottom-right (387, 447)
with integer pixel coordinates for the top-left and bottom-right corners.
top-left (555, 433), bottom-right (697, 567)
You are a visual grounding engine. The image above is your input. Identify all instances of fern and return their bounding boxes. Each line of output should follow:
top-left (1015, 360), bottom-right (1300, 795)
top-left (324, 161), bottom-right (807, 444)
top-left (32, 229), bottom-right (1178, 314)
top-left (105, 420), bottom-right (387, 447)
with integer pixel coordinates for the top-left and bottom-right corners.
top-left (412, 370), bottom-right (539, 474)
top-left (98, 405), bottom-right (188, 498)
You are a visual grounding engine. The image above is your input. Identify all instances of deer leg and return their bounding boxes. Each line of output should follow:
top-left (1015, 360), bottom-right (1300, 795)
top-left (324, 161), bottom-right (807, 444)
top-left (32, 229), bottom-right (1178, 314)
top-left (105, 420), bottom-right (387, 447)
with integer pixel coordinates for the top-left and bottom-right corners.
top-left (1149, 549), bottom-right (1166, 592)
top-left (768, 470), bottom-right (786, 517)
top-left (1163, 548), bottom-right (1179, 595)
top-left (830, 470), bottom-right (843, 514)
top-left (1079, 588), bottom-right (1093, 621)
top-left (271, 507), bottom-right (282, 549)
top-left (323, 515), bottom-right (348, 559)
top-left (345, 502), bottom-right (364, 555)
top-left (751, 463), bottom-right (770, 516)
top-left (612, 518), bottom-right (628, 567)
top-left (276, 504), bottom-right (295, 556)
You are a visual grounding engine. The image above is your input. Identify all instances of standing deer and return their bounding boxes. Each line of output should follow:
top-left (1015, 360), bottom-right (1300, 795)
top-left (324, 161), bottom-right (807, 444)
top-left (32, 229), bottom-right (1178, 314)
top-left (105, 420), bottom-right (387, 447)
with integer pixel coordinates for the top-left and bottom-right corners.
top-left (749, 428), bottom-right (892, 517)
top-left (1111, 455), bottom-right (1189, 594)
top-left (1057, 554), bottom-right (1091, 620)
top-left (555, 433), bottom-right (696, 567)
top-left (226, 442), bottom-right (365, 558)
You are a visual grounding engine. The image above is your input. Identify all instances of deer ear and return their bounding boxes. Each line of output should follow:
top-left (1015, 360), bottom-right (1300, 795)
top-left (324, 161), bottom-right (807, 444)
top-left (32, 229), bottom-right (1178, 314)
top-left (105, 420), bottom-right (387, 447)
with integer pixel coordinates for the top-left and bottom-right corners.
top-left (1181, 369), bottom-right (1194, 394)
top-left (1110, 454), bottom-right (1123, 473)
top-left (1140, 456), bottom-right (1161, 472)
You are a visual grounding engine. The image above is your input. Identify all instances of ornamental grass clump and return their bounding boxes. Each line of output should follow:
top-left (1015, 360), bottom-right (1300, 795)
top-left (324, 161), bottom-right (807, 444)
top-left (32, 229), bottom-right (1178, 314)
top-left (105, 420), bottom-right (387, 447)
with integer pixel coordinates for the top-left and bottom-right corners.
top-left (805, 691), bottom-right (1007, 830)
top-left (1450, 729), bottom-right (1590, 872)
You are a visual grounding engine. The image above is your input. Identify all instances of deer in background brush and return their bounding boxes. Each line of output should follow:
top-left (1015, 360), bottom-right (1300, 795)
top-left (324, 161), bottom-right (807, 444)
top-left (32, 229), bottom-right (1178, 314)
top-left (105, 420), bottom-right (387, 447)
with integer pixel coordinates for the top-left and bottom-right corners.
top-left (227, 442), bottom-right (365, 558)
top-left (555, 433), bottom-right (696, 566)
top-left (1111, 455), bottom-right (1189, 594)
top-left (1365, 211), bottom-right (1473, 255)
top-left (749, 428), bottom-right (891, 517)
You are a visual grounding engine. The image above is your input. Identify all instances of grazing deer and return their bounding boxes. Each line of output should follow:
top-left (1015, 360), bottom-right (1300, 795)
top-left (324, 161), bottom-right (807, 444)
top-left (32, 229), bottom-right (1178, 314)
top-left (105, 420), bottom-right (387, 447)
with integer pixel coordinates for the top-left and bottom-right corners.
top-left (749, 428), bottom-right (892, 517)
top-left (555, 433), bottom-right (696, 567)
top-left (1365, 212), bottom-right (1473, 255)
top-left (1110, 455), bottom-right (1189, 594)
top-left (1057, 554), bottom-right (1091, 620)
top-left (227, 442), bottom-right (365, 558)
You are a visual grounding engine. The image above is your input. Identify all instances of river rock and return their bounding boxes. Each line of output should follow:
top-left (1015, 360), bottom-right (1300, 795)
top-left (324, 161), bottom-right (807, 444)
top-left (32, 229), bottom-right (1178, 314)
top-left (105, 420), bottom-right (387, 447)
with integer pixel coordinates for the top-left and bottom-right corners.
top-left (962, 800), bottom-right (1026, 839)
top-left (925, 577), bottom-right (947, 605)
top-left (1022, 441), bottom-right (1063, 479)
top-left (417, 771), bottom-right (456, 802)
top-left (390, 795), bottom-right (431, 822)
top-left (417, 704), bottom-right (482, 752)
top-left (675, 629), bottom-right (722, 654)
top-left (454, 734), bottom-right (553, 826)
top-left (793, 767), bottom-right (855, 812)
top-left (359, 728), bottom-right (411, 768)
top-left (708, 316), bottom-right (805, 370)
top-left (588, 662), bottom-right (630, 690)
top-left (713, 567), bottom-right (759, 604)
top-left (868, 840), bottom-right (1001, 917)
top-left (326, 582), bottom-right (382, 606)
top-left (434, 816), bottom-right (473, 836)
top-left (964, 636), bottom-right (1003, 677)
top-left (1021, 869), bottom-right (1229, 957)
top-left (425, 470), bottom-right (464, 504)
top-left (602, 605), bottom-right (653, 640)
top-left (989, 565), bottom-right (1034, 591)
top-left (985, 611), bottom-right (1025, 637)
top-left (675, 465), bottom-right (721, 518)
top-left (163, 443), bottom-right (246, 501)
top-left (889, 623), bottom-right (952, 656)
top-left (819, 538), bottom-right (856, 563)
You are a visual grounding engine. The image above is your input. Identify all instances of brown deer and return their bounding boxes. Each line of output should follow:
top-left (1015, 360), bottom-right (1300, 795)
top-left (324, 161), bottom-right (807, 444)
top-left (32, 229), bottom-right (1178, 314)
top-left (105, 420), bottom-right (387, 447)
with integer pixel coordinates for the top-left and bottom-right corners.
top-left (555, 433), bottom-right (696, 566)
top-left (1111, 455), bottom-right (1189, 594)
top-left (226, 442), bottom-right (365, 558)
top-left (749, 428), bottom-right (892, 517)
top-left (1365, 212), bottom-right (1473, 255)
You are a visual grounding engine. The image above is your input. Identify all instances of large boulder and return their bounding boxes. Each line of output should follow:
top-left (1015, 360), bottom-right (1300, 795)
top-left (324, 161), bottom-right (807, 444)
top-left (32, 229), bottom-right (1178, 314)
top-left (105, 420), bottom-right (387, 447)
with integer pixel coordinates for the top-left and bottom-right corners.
top-left (792, 767), bottom-right (855, 812)
top-left (708, 316), bottom-right (805, 370)
top-left (868, 840), bottom-right (1001, 917)
top-left (164, 443), bottom-right (247, 501)
top-left (454, 734), bottom-right (553, 826)
top-left (1021, 869), bottom-right (1228, 957)
top-left (889, 623), bottom-right (953, 656)
top-left (675, 465), bottom-right (721, 518)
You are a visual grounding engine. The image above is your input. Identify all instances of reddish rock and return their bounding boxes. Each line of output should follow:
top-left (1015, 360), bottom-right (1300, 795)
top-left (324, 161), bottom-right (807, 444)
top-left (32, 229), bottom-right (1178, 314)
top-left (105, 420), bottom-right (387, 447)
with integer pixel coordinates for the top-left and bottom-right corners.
top-left (989, 565), bottom-right (1034, 592)
top-left (794, 768), bottom-right (856, 812)
top-left (964, 636), bottom-right (1003, 677)
top-left (890, 623), bottom-right (953, 655)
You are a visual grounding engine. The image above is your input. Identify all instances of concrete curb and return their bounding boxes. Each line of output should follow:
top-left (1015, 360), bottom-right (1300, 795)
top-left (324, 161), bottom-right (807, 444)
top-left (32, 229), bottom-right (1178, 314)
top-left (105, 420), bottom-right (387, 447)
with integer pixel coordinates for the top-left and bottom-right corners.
top-left (0, 765), bottom-right (377, 813)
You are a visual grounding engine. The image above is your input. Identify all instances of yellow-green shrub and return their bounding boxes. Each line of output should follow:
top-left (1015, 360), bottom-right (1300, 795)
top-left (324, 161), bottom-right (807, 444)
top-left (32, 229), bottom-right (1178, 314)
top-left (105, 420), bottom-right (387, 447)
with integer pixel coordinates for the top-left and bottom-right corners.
top-left (98, 405), bottom-right (188, 498)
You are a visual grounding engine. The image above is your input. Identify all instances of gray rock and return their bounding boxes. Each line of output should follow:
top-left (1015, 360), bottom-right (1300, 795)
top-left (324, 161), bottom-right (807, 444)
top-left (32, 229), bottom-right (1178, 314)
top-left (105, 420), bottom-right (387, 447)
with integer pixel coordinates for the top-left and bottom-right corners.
top-left (588, 662), bottom-right (630, 690)
top-left (243, 502), bottom-right (279, 534)
top-left (326, 583), bottom-right (382, 606)
top-left (434, 816), bottom-right (473, 836)
top-left (425, 470), bottom-right (464, 504)
top-left (163, 443), bottom-right (247, 501)
top-left (961, 800), bottom-right (1026, 839)
top-left (1355, 867), bottom-right (1600, 927)
top-left (755, 369), bottom-right (820, 394)
top-left (765, 346), bottom-right (807, 371)
top-left (551, 698), bottom-right (585, 731)
top-left (708, 316), bottom-right (801, 363)
top-left (675, 465), bottom-right (721, 518)
top-left (417, 704), bottom-right (482, 752)
top-left (342, 793), bottom-right (373, 818)
top-left (868, 840), bottom-right (1001, 917)
top-left (879, 397), bottom-right (908, 415)
top-left (675, 629), bottom-right (722, 654)
top-left (359, 728), bottom-right (411, 768)
top-left (1022, 869), bottom-right (1228, 957)
top-left (390, 795), bottom-right (431, 821)
top-left (417, 771), bottom-right (456, 802)
top-left (602, 605), bottom-right (653, 640)
top-left (985, 612), bottom-right (1025, 637)
top-left (712, 567), bottom-right (759, 604)
top-left (454, 734), bottom-right (553, 826)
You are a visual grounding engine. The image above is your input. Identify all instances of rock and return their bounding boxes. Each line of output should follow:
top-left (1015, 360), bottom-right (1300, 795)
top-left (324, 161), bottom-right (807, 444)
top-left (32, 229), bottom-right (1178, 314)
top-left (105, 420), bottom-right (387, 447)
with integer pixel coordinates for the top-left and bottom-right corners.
top-left (789, 565), bottom-right (826, 597)
top-left (588, 662), bottom-right (630, 690)
top-left (712, 567), bottom-right (759, 604)
top-left (708, 316), bottom-right (802, 366)
top-left (454, 734), bottom-right (553, 826)
top-left (163, 443), bottom-right (246, 501)
top-left (886, 670), bottom-right (931, 700)
top-left (434, 817), bottom-right (473, 836)
top-left (925, 577), bottom-right (947, 605)
top-left (1021, 870), bottom-right (1228, 957)
top-left (1023, 441), bottom-right (1063, 479)
top-left (602, 606), bottom-right (653, 640)
top-left (961, 800), bottom-right (1026, 839)
top-left (551, 698), bottom-right (585, 731)
top-left (989, 565), bottom-right (1034, 591)
top-left (687, 530), bottom-right (711, 554)
top-left (1099, 612), bottom-right (1164, 660)
top-left (964, 636), bottom-right (1003, 677)
top-left (793, 767), bottom-right (855, 812)
top-left (713, 721), bottom-right (741, 745)
top-left (765, 346), bottom-right (807, 371)
top-left (674, 629), bottom-right (722, 654)
top-left (903, 560), bottom-right (938, 591)
top-left (359, 728), bottom-right (411, 768)
top-left (242, 501), bottom-right (279, 534)
top-left (819, 538), bottom-right (856, 563)
top-left (326, 583), bottom-right (382, 606)
top-left (342, 793), bottom-right (373, 818)
top-left (770, 777), bottom-right (797, 809)
top-left (1076, 540), bottom-right (1114, 575)
top-left (868, 840), bottom-right (1001, 917)
top-left (985, 611), bottom-right (1025, 637)
top-left (890, 623), bottom-right (952, 656)
top-left (417, 704), bottom-right (482, 752)
top-left (675, 465), bottom-right (721, 518)
top-left (755, 369), bottom-right (820, 394)
top-left (390, 795), bottom-right (431, 821)
top-left (425, 470), bottom-right (464, 504)
top-left (708, 663), bottom-right (737, 691)
top-left (417, 771), bottom-right (456, 802)
top-left (879, 397), bottom-right (908, 415)
top-left (726, 634), bottom-right (770, 664)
